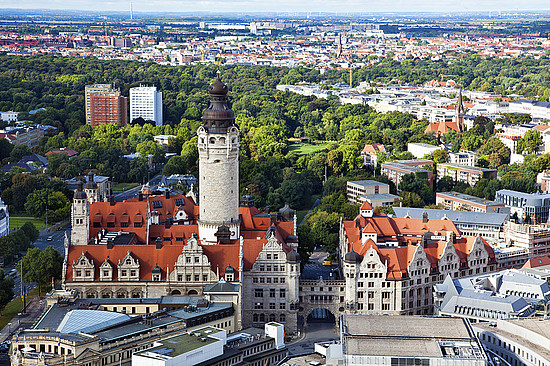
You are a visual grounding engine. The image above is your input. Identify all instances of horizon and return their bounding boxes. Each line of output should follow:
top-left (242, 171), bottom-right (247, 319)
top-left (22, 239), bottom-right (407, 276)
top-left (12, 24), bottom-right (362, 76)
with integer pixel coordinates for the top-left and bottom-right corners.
top-left (0, 1), bottom-right (549, 15)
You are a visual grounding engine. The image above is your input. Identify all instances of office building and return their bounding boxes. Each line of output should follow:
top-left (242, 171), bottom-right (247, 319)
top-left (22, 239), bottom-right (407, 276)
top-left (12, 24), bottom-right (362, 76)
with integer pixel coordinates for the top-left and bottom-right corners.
top-left (448, 150), bottom-right (478, 166)
top-left (495, 189), bottom-right (550, 223)
top-left (434, 269), bottom-right (550, 321)
top-left (475, 319), bottom-right (550, 366)
top-left (130, 86), bottom-right (163, 126)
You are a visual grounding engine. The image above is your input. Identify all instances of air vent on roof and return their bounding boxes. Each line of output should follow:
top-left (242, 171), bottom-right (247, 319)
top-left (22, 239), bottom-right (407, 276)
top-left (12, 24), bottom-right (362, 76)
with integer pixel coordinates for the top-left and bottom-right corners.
top-left (152, 200), bottom-right (162, 209)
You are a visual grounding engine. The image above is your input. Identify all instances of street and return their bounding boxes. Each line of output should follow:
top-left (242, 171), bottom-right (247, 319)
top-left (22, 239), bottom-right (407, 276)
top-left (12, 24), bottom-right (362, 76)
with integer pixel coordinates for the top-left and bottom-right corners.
top-left (287, 322), bottom-right (338, 356)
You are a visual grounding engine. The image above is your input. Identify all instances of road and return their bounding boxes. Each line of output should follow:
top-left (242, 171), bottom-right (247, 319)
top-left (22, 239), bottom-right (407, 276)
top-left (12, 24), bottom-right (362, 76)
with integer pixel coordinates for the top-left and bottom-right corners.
top-left (287, 322), bottom-right (338, 356)
top-left (33, 226), bottom-right (70, 254)
top-left (113, 173), bottom-right (163, 202)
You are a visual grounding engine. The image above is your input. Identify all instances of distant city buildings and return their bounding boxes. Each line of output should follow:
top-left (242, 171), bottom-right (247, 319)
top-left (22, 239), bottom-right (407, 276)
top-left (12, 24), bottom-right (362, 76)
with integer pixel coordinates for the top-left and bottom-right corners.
top-left (130, 86), bottom-right (163, 126)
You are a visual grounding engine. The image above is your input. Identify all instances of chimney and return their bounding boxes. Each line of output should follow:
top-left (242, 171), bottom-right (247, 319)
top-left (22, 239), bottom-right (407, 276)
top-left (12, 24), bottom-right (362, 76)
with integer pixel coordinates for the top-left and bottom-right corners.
top-left (138, 193), bottom-right (143, 201)
top-left (270, 213), bottom-right (277, 225)
top-left (110, 195), bottom-right (115, 206)
top-left (165, 217), bottom-right (172, 229)
top-left (107, 238), bottom-right (113, 249)
top-left (422, 212), bottom-right (428, 223)
top-left (156, 237), bottom-right (162, 249)
top-left (165, 190), bottom-right (170, 199)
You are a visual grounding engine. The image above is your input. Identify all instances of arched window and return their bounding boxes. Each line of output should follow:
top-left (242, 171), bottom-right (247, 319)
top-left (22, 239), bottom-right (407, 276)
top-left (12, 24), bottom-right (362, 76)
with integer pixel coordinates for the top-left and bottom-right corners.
top-left (269, 314), bottom-right (276, 322)
top-left (188, 289), bottom-right (199, 296)
top-left (259, 314), bottom-right (265, 322)
top-left (171, 290), bottom-right (181, 296)
top-left (209, 137), bottom-right (216, 144)
top-left (253, 314), bottom-right (259, 322)
top-left (280, 314), bottom-right (286, 323)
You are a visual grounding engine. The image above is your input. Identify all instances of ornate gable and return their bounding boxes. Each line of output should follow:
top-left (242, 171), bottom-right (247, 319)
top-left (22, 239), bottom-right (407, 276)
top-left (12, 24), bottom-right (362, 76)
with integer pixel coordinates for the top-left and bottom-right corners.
top-left (118, 251), bottom-right (140, 281)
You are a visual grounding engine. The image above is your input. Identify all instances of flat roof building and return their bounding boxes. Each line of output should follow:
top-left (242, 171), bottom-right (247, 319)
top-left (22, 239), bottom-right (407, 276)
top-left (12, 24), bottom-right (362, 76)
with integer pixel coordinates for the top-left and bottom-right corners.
top-left (381, 159), bottom-right (434, 187)
top-left (346, 180), bottom-right (399, 207)
top-left (436, 191), bottom-right (509, 214)
top-left (495, 189), bottom-right (550, 223)
top-left (392, 207), bottom-right (508, 242)
top-left (326, 315), bottom-right (489, 366)
top-left (437, 163), bottom-right (497, 187)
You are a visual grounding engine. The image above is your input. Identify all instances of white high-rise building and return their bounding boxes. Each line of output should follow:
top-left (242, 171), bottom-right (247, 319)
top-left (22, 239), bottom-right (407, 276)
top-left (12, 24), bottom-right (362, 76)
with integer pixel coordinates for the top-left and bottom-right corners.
top-left (129, 86), bottom-right (163, 126)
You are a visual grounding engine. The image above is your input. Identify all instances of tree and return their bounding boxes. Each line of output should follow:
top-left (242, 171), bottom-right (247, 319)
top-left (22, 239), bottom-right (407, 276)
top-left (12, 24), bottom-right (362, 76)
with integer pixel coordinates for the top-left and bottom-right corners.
top-left (432, 149), bottom-right (448, 164)
top-left (0, 269), bottom-right (14, 316)
top-left (0, 139), bottom-right (13, 161)
top-left (10, 144), bottom-right (32, 161)
top-left (517, 130), bottom-right (543, 155)
top-left (20, 246), bottom-right (63, 296)
top-left (20, 222), bottom-right (39, 242)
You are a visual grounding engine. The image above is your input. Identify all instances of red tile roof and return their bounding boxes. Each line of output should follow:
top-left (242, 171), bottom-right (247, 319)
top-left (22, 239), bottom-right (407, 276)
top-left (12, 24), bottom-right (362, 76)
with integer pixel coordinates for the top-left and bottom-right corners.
top-left (67, 194), bottom-right (295, 282)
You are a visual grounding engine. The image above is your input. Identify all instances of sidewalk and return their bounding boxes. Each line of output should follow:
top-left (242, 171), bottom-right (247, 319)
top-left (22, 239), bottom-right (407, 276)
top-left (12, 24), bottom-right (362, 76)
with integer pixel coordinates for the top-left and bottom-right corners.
top-left (0, 297), bottom-right (46, 343)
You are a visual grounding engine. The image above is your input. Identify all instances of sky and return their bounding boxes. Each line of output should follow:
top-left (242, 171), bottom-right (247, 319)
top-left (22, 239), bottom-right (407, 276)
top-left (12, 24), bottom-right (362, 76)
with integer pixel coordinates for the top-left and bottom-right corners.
top-left (1, 0), bottom-right (549, 14)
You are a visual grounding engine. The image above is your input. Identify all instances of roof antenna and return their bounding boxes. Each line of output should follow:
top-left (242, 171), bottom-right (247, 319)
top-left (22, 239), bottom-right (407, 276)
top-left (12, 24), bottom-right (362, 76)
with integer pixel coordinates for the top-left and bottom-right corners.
top-left (216, 70), bottom-right (221, 79)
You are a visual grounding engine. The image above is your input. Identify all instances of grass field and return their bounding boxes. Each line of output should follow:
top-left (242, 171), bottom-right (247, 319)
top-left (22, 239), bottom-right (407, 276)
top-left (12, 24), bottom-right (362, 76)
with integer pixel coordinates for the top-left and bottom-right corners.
top-left (0, 286), bottom-right (43, 331)
top-left (9, 217), bottom-right (46, 231)
top-left (112, 182), bottom-right (139, 191)
top-left (288, 143), bottom-right (329, 155)
top-left (296, 210), bottom-right (308, 224)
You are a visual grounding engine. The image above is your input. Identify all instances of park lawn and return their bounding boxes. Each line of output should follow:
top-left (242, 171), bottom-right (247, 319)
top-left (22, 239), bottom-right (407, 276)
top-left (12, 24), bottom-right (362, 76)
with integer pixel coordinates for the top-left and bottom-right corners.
top-left (0, 286), bottom-right (44, 331)
top-left (296, 210), bottom-right (308, 224)
top-left (288, 143), bottom-right (328, 155)
top-left (112, 182), bottom-right (139, 191)
top-left (9, 217), bottom-right (46, 231)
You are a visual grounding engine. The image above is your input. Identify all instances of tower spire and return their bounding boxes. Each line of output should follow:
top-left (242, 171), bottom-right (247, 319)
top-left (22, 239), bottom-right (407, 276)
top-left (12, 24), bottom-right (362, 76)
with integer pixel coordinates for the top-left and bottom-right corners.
top-left (456, 88), bottom-right (465, 133)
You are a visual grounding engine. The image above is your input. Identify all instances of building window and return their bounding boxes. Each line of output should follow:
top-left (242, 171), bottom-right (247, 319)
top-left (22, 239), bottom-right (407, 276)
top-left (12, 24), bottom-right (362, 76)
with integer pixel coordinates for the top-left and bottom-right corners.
top-left (134, 222), bottom-right (142, 227)
top-left (280, 289), bottom-right (286, 298)
top-left (270, 303), bottom-right (276, 309)
top-left (280, 314), bottom-right (285, 322)
top-left (270, 289), bottom-right (276, 298)
top-left (255, 289), bottom-right (264, 297)
top-left (280, 303), bottom-right (286, 309)
top-left (255, 302), bottom-right (264, 310)
top-left (120, 222), bottom-right (129, 228)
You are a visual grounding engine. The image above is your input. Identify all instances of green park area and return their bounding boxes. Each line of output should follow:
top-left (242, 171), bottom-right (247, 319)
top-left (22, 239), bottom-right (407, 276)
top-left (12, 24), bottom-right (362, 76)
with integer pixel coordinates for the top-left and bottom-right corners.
top-left (288, 143), bottom-right (328, 155)
top-left (0, 286), bottom-right (43, 331)
top-left (112, 182), bottom-right (140, 192)
top-left (9, 217), bottom-right (46, 231)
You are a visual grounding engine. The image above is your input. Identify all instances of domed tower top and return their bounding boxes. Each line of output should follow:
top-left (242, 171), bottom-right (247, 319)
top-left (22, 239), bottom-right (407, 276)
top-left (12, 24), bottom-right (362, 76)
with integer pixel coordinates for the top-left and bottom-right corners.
top-left (201, 71), bottom-right (235, 134)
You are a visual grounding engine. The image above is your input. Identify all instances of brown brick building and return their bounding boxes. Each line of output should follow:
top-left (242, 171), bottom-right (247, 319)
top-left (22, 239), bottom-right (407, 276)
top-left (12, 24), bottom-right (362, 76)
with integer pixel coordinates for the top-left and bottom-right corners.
top-left (90, 91), bottom-right (128, 127)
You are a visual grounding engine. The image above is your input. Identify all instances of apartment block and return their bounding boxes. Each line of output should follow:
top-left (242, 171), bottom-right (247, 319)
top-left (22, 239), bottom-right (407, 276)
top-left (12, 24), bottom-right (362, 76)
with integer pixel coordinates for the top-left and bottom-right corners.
top-left (381, 159), bottom-right (434, 187)
top-left (89, 91), bottom-right (128, 127)
top-left (130, 86), bottom-right (163, 126)
top-left (436, 191), bottom-right (509, 213)
top-left (437, 163), bottom-right (497, 187)
top-left (85, 84), bottom-right (114, 125)
top-left (448, 150), bottom-right (478, 166)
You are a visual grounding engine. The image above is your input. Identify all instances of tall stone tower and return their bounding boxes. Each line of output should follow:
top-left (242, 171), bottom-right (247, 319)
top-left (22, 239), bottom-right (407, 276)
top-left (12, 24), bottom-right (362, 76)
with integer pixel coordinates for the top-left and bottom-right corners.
top-left (456, 89), bottom-right (465, 133)
top-left (197, 74), bottom-right (240, 243)
top-left (71, 180), bottom-right (89, 245)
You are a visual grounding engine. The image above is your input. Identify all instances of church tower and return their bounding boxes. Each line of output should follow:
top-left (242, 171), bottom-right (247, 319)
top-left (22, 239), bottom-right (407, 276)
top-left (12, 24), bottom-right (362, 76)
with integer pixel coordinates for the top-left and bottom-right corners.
top-left (197, 73), bottom-right (240, 243)
top-left (456, 89), bottom-right (465, 132)
top-left (71, 180), bottom-right (89, 245)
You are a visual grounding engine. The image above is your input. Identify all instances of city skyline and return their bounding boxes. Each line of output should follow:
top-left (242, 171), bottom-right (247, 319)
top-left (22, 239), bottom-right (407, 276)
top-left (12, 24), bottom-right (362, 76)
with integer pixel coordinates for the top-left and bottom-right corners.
top-left (1, 0), bottom-right (549, 14)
